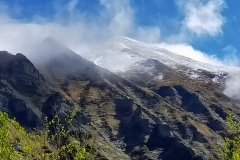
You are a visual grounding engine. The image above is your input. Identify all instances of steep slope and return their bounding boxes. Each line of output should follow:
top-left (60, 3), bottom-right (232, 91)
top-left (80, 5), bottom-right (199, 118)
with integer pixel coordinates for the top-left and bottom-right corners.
top-left (0, 51), bottom-right (51, 127)
top-left (1, 37), bottom-right (240, 160)
top-left (29, 39), bottom-right (239, 159)
top-left (29, 38), bottom-right (105, 83)
top-left (0, 51), bottom-right (48, 93)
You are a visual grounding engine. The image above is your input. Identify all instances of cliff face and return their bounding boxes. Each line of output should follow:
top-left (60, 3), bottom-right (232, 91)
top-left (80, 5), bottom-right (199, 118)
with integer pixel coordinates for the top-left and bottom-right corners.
top-left (0, 51), bottom-right (47, 93)
top-left (0, 46), bottom-right (239, 160)
top-left (0, 51), bottom-right (48, 127)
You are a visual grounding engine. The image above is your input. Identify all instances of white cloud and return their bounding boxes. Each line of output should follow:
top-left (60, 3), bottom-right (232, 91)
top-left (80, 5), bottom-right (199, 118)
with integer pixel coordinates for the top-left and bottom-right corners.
top-left (0, 0), bottom-right (235, 70)
top-left (222, 45), bottom-right (240, 99)
top-left (136, 27), bottom-right (161, 43)
top-left (222, 45), bottom-right (240, 66)
top-left (1, 0), bottom-right (239, 103)
top-left (0, 0), bottom-right (133, 54)
top-left (98, 0), bottom-right (135, 37)
top-left (67, 0), bottom-right (78, 12)
top-left (104, 1), bottom-right (134, 37)
top-left (158, 42), bottom-right (223, 66)
top-left (165, 28), bottom-right (192, 44)
top-left (178, 0), bottom-right (225, 36)
top-left (1, 0), bottom-right (240, 100)
top-left (224, 72), bottom-right (240, 99)
top-left (0, 0), bottom-right (163, 54)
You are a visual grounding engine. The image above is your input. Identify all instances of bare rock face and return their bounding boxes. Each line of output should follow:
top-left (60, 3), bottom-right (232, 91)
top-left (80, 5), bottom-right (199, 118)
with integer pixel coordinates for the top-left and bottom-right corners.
top-left (0, 82), bottom-right (40, 128)
top-left (0, 51), bottom-right (52, 128)
top-left (0, 45), bottom-right (239, 160)
top-left (0, 51), bottom-right (47, 93)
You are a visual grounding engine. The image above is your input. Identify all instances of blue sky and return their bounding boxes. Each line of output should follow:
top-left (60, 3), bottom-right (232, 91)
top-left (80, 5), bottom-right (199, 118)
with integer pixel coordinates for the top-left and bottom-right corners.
top-left (0, 0), bottom-right (239, 66)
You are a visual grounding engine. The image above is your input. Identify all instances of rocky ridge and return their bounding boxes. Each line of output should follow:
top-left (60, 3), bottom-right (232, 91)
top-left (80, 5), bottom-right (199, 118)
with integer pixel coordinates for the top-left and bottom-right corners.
top-left (0, 38), bottom-right (240, 159)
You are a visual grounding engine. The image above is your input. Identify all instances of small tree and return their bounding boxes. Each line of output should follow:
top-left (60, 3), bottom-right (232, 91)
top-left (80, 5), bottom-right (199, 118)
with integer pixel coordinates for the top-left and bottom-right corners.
top-left (0, 110), bottom-right (96, 160)
top-left (0, 112), bottom-right (23, 159)
top-left (221, 113), bottom-right (240, 160)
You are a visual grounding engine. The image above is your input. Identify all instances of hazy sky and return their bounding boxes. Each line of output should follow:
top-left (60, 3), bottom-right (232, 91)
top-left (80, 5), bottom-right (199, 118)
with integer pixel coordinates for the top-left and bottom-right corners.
top-left (0, 0), bottom-right (239, 66)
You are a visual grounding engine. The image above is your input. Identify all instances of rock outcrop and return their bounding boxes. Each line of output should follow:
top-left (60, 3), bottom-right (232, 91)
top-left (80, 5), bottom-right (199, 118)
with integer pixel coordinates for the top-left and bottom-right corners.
top-left (0, 44), bottom-right (239, 160)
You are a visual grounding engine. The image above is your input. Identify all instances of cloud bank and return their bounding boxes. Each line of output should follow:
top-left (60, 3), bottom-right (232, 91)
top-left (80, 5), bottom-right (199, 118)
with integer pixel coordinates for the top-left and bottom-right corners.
top-left (0, 0), bottom-right (162, 54)
top-left (0, 0), bottom-right (236, 68)
top-left (224, 73), bottom-right (240, 99)
top-left (0, 0), bottom-right (239, 99)
top-left (222, 45), bottom-right (240, 99)
top-left (222, 45), bottom-right (240, 66)
top-left (158, 42), bottom-right (223, 66)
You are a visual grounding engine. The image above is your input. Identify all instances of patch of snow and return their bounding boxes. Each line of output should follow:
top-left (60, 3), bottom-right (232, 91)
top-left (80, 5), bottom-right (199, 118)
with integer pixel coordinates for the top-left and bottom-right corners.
top-left (82, 36), bottom-right (240, 75)
top-left (154, 74), bottom-right (163, 81)
top-left (93, 56), bottom-right (103, 65)
top-left (211, 77), bottom-right (219, 83)
top-left (190, 74), bottom-right (200, 79)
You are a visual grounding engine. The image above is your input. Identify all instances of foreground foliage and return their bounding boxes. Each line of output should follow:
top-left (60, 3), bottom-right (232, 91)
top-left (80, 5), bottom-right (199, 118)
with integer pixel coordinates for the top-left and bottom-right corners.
top-left (0, 111), bottom-right (96, 160)
top-left (222, 113), bottom-right (240, 160)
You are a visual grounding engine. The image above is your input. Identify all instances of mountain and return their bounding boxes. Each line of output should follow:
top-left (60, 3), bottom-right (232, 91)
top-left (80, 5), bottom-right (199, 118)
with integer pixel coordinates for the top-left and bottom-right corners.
top-left (1, 37), bottom-right (240, 160)
top-left (0, 51), bottom-right (50, 127)
top-left (83, 37), bottom-right (239, 84)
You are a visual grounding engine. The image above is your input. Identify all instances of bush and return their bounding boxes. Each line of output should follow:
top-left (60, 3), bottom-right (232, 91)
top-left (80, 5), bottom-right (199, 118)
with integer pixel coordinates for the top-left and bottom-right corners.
top-left (221, 113), bottom-right (240, 160)
top-left (0, 110), bottom-right (96, 160)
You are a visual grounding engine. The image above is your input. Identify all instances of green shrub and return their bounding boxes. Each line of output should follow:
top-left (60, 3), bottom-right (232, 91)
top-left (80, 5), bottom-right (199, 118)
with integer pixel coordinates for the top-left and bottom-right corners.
top-left (221, 113), bottom-right (240, 160)
top-left (0, 110), bottom-right (96, 160)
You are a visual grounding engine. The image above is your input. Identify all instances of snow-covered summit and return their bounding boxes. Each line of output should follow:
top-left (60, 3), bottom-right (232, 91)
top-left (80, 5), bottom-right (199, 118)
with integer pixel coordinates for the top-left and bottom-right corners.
top-left (83, 36), bottom-right (240, 75)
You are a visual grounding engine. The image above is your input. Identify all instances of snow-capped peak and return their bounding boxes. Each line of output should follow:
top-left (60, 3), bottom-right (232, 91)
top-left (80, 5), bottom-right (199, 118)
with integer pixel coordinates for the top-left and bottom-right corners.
top-left (83, 36), bottom-right (240, 75)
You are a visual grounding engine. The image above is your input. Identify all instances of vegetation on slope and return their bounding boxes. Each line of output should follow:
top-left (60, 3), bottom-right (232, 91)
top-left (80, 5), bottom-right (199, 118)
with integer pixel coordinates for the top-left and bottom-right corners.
top-left (222, 113), bottom-right (240, 160)
top-left (0, 110), bottom-right (96, 160)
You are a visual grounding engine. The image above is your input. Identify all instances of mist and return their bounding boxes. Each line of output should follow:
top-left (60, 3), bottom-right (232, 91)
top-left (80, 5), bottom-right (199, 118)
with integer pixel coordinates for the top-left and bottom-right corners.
top-left (0, 0), bottom-right (239, 99)
top-left (0, 0), bottom-right (228, 66)
top-left (0, 0), bottom-right (162, 56)
top-left (224, 72), bottom-right (240, 99)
